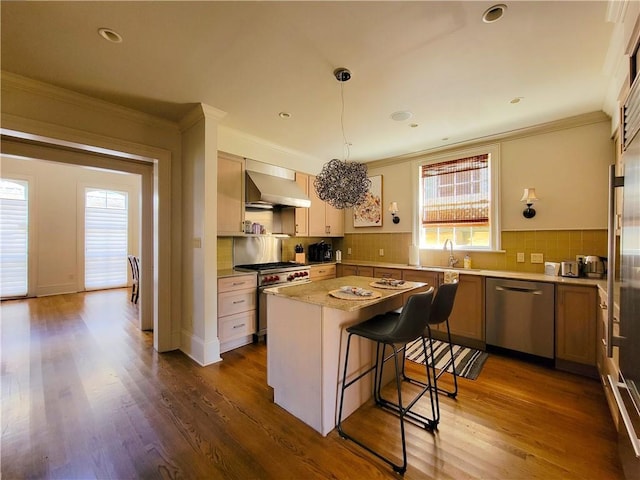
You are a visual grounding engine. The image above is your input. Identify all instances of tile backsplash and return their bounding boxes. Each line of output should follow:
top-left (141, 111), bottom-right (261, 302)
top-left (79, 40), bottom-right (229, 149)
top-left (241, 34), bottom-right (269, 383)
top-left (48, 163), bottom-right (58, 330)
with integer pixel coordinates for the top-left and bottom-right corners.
top-left (217, 229), bottom-right (608, 274)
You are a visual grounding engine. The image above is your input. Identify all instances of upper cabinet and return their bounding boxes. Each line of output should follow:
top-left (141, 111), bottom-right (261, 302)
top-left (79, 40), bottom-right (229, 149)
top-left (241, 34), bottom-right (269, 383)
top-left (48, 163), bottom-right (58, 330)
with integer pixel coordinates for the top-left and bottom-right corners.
top-left (282, 172), bottom-right (310, 237)
top-left (217, 153), bottom-right (245, 235)
top-left (308, 174), bottom-right (345, 237)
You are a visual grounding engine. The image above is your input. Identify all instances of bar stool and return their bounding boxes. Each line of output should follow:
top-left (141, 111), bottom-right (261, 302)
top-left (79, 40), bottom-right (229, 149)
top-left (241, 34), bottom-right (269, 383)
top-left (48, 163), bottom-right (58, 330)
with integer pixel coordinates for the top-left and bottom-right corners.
top-left (337, 288), bottom-right (437, 474)
top-left (403, 281), bottom-right (459, 398)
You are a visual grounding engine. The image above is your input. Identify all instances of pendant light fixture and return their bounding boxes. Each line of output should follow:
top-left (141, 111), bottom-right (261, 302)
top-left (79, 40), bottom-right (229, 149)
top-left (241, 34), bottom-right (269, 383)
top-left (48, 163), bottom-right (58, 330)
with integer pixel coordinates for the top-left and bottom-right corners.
top-left (314, 68), bottom-right (371, 209)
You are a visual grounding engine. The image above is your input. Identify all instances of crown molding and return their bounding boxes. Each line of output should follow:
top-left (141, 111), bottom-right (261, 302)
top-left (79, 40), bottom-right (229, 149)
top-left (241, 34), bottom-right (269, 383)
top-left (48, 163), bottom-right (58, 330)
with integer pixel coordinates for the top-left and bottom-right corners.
top-left (178, 103), bottom-right (227, 132)
top-left (1, 70), bottom-right (179, 132)
top-left (367, 111), bottom-right (611, 169)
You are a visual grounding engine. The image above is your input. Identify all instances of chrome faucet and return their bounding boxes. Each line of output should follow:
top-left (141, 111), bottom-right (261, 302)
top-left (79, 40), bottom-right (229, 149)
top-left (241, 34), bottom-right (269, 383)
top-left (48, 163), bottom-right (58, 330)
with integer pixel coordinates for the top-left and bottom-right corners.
top-left (443, 239), bottom-right (458, 268)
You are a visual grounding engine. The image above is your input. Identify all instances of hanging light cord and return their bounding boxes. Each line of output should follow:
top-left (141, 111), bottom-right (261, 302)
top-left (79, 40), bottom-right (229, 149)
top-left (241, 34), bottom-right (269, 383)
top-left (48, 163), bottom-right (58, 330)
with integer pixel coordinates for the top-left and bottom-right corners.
top-left (340, 81), bottom-right (351, 162)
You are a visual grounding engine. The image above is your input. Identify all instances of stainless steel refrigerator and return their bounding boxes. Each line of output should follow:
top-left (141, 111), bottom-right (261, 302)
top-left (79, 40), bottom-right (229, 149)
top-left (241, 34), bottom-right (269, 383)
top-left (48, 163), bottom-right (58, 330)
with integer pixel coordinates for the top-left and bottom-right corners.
top-left (609, 77), bottom-right (640, 479)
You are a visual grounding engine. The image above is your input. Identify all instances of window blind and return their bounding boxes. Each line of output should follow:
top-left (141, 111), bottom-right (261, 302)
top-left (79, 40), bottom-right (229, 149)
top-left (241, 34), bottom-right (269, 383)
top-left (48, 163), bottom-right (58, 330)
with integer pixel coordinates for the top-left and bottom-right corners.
top-left (85, 189), bottom-right (128, 290)
top-left (0, 179), bottom-right (28, 297)
top-left (421, 154), bottom-right (489, 226)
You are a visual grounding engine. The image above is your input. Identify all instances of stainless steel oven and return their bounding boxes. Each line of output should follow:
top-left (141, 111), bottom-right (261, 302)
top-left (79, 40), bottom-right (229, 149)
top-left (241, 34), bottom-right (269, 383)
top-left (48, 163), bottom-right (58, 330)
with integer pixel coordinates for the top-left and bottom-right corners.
top-left (234, 261), bottom-right (311, 339)
top-left (234, 237), bottom-right (310, 340)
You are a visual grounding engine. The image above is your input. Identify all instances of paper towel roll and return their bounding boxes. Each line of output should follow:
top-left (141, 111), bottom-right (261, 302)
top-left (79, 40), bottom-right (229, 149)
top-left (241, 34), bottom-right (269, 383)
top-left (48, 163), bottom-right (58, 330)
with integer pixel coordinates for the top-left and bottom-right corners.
top-left (409, 245), bottom-right (420, 266)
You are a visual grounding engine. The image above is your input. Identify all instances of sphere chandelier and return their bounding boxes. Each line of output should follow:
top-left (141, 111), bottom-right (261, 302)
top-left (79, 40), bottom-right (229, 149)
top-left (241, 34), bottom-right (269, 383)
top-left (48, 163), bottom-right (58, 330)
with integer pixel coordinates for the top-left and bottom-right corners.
top-left (314, 68), bottom-right (371, 210)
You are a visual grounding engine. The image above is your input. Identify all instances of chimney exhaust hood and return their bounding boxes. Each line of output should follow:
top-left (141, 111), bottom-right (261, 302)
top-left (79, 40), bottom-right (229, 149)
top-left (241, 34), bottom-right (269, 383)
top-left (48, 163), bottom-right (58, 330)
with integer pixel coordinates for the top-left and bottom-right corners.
top-left (245, 158), bottom-right (311, 209)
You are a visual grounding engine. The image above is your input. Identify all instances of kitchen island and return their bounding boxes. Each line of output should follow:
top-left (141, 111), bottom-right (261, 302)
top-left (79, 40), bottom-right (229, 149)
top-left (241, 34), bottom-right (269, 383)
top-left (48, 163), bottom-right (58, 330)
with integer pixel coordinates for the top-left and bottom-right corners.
top-left (264, 276), bottom-right (428, 436)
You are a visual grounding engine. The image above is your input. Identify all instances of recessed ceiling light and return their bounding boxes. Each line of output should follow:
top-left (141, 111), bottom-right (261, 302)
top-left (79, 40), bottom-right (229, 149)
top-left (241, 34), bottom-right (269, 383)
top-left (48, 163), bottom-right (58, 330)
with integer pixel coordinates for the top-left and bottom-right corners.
top-left (98, 27), bottom-right (123, 43)
top-left (482, 4), bottom-right (507, 23)
top-left (278, 112), bottom-right (291, 119)
top-left (391, 111), bottom-right (413, 122)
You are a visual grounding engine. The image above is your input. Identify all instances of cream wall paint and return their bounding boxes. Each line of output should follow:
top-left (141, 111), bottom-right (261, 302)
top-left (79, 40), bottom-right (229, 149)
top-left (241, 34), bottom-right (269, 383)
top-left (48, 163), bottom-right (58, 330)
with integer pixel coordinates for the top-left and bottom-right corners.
top-left (1, 72), bottom-right (179, 352)
top-left (218, 125), bottom-right (323, 176)
top-left (349, 117), bottom-right (613, 236)
top-left (501, 121), bottom-right (612, 230)
top-left (1, 156), bottom-right (141, 297)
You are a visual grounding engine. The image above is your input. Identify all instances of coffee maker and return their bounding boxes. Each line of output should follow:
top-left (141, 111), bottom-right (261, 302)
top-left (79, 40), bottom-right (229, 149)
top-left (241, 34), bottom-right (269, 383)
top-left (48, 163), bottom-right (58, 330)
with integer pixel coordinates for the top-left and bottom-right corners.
top-left (308, 241), bottom-right (332, 262)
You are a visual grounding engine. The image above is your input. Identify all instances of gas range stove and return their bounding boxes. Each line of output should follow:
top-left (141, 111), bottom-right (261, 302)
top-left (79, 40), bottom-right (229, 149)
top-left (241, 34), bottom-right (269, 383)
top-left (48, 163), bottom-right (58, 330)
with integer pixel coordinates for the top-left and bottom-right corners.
top-left (234, 262), bottom-right (311, 287)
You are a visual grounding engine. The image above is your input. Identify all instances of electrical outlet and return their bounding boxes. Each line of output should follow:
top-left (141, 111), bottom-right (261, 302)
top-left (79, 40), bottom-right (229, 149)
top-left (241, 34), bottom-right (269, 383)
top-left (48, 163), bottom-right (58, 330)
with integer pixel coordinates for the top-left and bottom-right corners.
top-left (531, 253), bottom-right (544, 264)
top-left (379, 248), bottom-right (384, 256)
top-left (517, 252), bottom-right (525, 263)
top-left (347, 247), bottom-right (352, 255)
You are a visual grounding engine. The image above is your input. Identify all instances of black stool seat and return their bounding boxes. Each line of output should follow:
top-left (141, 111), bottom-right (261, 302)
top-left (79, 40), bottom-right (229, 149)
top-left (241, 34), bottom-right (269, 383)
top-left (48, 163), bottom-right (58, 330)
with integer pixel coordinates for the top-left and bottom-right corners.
top-left (402, 281), bottom-right (459, 398)
top-left (337, 287), bottom-right (437, 474)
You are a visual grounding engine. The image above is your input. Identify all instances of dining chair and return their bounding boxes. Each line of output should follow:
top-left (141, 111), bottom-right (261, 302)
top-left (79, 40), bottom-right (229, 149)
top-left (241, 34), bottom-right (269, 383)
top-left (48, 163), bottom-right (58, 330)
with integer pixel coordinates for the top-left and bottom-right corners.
top-left (127, 254), bottom-right (140, 304)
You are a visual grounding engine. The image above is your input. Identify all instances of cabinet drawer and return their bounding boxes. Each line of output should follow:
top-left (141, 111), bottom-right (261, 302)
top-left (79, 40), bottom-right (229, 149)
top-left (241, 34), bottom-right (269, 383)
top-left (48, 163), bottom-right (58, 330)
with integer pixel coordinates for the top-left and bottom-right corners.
top-left (310, 264), bottom-right (336, 280)
top-left (374, 267), bottom-right (402, 280)
top-left (357, 266), bottom-right (374, 277)
top-left (218, 289), bottom-right (256, 317)
top-left (219, 274), bottom-right (257, 293)
top-left (219, 311), bottom-right (256, 342)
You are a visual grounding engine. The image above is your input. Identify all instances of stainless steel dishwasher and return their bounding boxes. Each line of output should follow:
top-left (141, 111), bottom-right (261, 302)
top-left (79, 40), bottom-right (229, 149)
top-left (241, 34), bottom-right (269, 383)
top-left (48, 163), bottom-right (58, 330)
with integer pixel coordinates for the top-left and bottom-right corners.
top-left (485, 278), bottom-right (555, 359)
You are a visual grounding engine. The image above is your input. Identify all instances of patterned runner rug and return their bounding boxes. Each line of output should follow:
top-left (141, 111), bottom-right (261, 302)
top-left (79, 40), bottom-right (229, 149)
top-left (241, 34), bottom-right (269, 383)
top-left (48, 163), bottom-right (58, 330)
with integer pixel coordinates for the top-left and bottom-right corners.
top-left (404, 338), bottom-right (489, 380)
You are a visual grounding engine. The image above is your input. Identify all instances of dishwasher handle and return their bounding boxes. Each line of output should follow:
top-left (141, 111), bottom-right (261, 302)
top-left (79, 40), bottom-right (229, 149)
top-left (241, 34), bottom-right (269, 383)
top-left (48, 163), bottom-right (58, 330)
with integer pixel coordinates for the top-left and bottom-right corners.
top-left (495, 285), bottom-right (544, 295)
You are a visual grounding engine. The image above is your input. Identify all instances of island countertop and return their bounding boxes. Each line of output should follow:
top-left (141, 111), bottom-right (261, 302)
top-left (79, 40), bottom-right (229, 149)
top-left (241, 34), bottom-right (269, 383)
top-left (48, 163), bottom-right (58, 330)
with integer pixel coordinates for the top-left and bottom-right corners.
top-left (263, 275), bottom-right (428, 312)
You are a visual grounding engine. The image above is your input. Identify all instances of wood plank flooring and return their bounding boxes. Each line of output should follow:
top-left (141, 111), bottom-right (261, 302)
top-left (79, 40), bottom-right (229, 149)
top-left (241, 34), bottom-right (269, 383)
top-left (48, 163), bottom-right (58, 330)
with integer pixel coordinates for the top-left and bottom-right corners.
top-left (1, 289), bottom-right (624, 479)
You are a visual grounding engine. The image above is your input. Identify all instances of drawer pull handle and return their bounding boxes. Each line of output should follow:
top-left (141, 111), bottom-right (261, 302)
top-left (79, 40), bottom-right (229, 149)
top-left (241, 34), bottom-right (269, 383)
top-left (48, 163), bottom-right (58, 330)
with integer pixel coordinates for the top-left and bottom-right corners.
top-left (233, 300), bottom-right (245, 304)
top-left (232, 282), bottom-right (247, 286)
top-left (600, 302), bottom-right (607, 309)
top-left (233, 323), bottom-right (246, 329)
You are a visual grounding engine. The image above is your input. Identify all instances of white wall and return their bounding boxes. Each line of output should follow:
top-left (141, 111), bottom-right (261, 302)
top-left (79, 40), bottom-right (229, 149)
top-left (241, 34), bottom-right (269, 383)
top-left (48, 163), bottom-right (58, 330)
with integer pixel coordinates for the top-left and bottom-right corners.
top-left (346, 114), bottom-right (613, 234)
top-left (1, 156), bottom-right (141, 297)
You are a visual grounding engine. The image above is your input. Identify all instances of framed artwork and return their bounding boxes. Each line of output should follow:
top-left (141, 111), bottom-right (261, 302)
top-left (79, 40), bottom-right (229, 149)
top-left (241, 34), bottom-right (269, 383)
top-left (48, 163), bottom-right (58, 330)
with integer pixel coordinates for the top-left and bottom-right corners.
top-left (353, 175), bottom-right (383, 227)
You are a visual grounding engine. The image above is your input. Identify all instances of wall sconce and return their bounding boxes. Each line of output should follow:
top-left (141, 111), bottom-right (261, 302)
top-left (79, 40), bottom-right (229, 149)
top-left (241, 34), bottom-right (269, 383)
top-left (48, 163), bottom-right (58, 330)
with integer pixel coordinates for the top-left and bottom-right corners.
top-left (520, 188), bottom-right (538, 218)
top-left (388, 202), bottom-right (400, 224)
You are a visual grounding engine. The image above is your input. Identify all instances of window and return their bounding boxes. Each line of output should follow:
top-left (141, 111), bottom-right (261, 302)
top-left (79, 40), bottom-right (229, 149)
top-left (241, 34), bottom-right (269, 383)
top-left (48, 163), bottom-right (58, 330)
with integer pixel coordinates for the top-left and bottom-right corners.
top-left (85, 188), bottom-right (128, 290)
top-left (417, 146), bottom-right (500, 250)
top-left (0, 179), bottom-right (29, 297)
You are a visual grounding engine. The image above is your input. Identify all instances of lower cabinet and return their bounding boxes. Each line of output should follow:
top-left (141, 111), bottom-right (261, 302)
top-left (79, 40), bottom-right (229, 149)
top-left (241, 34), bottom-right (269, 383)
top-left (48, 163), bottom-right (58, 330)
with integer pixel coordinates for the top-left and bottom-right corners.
top-left (596, 287), bottom-right (621, 430)
top-left (446, 274), bottom-right (485, 344)
top-left (374, 267), bottom-right (403, 280)
top-left (309, 264), bottom-right (336, 282)
top-left (218, 274), bottom-right (257, 353)
top-left (337, 264), bottom-right (374, 277)
top-left (555, 284), bottom-right (597, 370)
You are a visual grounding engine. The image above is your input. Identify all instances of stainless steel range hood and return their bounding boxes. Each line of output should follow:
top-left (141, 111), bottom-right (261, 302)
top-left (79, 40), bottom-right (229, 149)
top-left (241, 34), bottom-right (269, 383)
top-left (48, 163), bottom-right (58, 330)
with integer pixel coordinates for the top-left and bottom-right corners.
top-left (245, 158), bottom-right (310, 209)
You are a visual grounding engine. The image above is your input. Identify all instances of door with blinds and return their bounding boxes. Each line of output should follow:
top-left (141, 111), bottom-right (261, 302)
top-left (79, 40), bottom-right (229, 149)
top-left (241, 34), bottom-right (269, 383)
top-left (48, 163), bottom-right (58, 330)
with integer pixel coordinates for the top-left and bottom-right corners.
top-left (85, 188), bottom-right (128, 290)
top-left (0, 178), bottom-right (29, 298)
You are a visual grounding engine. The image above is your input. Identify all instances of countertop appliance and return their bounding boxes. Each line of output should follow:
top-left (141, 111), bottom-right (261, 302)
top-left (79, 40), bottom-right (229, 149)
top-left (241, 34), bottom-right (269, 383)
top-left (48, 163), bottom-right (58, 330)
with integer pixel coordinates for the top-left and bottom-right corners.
top-left (584, 255), bottom-right (606, 279)
top-left (234, 237), bottom-right (310, 340)
top-left (608, 77), bottom-right (640, 479)
top-left (308, 241), bottom-right (332, 262)
top-left (485, 278), bottom-right (555, 359)
top-left (560, 261), bottom-right (580, 278)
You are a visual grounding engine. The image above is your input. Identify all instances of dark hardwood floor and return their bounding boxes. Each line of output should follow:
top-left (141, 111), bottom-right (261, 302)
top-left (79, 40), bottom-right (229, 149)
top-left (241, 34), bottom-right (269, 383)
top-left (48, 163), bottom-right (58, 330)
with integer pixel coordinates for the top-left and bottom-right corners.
top-left (1, 289), bottom-right (624, 479)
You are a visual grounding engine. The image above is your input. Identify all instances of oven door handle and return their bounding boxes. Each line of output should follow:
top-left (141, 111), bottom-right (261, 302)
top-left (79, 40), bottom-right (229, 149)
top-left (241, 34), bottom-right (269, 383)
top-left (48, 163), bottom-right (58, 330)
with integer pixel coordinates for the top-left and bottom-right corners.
top-left (608, 375), bottom-right (640, 457)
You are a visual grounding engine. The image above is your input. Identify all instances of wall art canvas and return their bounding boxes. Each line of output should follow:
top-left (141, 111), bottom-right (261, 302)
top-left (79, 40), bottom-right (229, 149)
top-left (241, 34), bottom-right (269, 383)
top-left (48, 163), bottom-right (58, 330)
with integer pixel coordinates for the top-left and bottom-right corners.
top-left (353, 175), bottom-right (382, 227)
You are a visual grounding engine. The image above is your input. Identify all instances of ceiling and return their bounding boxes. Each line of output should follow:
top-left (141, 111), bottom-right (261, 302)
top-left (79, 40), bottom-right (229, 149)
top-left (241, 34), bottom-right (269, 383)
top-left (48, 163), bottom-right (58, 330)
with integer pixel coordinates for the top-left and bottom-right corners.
top-left (1, 1), bottom-right (617, 165)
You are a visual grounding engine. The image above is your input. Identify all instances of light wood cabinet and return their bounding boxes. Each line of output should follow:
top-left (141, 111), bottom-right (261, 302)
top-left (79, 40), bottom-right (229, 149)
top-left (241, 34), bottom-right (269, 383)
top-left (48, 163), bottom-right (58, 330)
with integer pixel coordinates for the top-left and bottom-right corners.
top-left (308, 174), bottom-right (344, 237)
top-left (337, 264), bottom-right (374, 277)
top-left (446, 274), bottom-right (484, 342)
top-left (309, 264), bottom-right (336, 282)
top-left (282, 172), bottom-right (309, 237)
top-left (373, 267), bottom-right (402, 280)
top-left (401, 270), bottom-right (441, 305)
top-left (218, 274), bottom-right (257, 353)
top-left (217, 154), bottom-right (244, 235)
top-left (596, 287), bottom-right (620, 430)
top-left (556, 284), bottom-right (597, 366)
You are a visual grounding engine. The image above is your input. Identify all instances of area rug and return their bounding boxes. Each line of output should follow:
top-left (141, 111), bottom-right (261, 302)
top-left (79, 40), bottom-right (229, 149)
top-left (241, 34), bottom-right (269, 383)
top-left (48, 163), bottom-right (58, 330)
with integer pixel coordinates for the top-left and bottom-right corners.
top-left (404, 339), bottom-right (489, 380)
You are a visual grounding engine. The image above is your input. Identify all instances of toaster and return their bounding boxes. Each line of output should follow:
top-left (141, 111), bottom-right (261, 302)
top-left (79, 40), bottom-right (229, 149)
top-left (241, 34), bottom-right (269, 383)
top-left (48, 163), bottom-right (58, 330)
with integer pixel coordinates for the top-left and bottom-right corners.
top-left (561, 261), bottom-right (579, 278)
